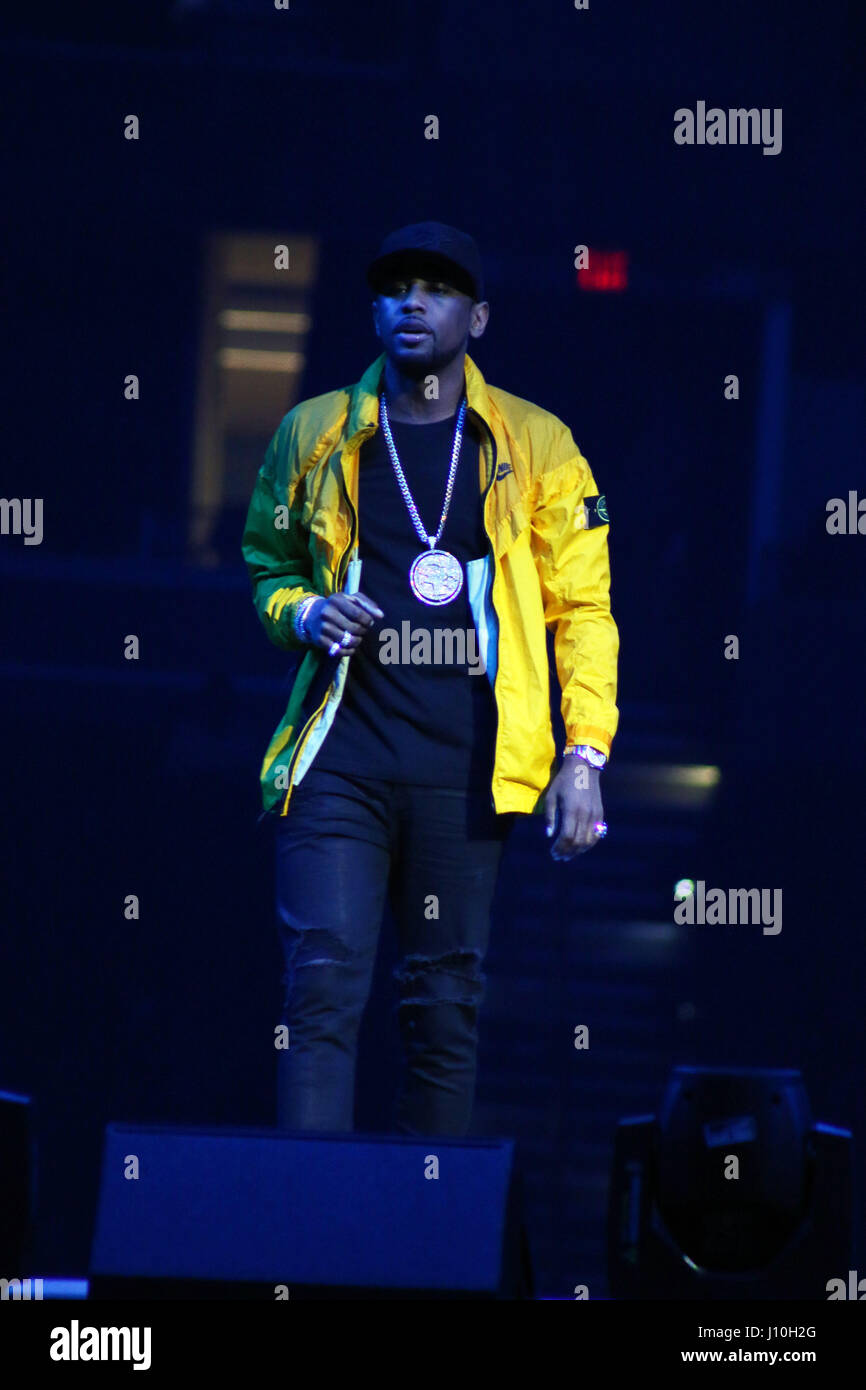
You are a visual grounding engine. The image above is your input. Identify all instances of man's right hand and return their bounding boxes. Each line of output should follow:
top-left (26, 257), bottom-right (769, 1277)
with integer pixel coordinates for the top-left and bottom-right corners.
top-left (305, 591), bottom-right (384, 654)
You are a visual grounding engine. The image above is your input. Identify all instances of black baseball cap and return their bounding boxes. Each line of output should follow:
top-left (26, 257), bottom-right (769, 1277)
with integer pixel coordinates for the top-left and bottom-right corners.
top-left (366, 221), bottom-right (485, 302)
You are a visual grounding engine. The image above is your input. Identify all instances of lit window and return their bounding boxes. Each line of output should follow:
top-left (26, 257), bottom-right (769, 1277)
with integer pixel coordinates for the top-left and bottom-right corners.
top-left (190, 231), bottom-right (318, 564)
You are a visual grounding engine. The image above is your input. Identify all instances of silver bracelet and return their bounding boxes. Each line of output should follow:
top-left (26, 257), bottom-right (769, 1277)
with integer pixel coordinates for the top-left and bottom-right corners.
top-left (292, 595), bottom-right (319, 642)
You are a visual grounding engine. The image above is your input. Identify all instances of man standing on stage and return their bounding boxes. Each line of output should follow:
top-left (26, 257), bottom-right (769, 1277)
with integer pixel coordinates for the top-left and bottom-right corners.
top-left (242, 222), bottom-right (619, 1137)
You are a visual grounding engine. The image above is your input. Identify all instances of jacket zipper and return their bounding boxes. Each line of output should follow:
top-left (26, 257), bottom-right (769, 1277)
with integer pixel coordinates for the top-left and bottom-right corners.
top-left (473, 410), bottom-right (501, 814)
top-left (279, 449), bottom-right (361, 816)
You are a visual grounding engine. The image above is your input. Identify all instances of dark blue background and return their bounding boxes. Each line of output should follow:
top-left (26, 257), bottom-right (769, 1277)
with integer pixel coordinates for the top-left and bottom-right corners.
top-left (1, 1), bottom-right (863, 1295)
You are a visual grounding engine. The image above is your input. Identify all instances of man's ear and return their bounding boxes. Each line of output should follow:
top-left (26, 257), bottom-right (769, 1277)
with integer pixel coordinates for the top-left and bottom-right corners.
top-left (469, 301), bottom-right (489, 340)
top-left (371, 298), bottom-right (382, 341)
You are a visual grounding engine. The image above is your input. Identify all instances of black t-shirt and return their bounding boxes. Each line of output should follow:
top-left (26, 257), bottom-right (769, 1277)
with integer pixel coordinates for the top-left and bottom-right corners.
top-left (313, 408), bottom-right (498, 788)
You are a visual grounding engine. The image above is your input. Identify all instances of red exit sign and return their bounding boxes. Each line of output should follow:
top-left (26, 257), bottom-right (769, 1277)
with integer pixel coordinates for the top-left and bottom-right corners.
top-left (577, 249), bottom-right (629, 292)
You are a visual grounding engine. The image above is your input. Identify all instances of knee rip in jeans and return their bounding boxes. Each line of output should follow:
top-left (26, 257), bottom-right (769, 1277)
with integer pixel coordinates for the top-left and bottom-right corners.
top-left (286, 925), bottom-right (352, 969)
top-left (394, 949), bottom-right (484, 1007)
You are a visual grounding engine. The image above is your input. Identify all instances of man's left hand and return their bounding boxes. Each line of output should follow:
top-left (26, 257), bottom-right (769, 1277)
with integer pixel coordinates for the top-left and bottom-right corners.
top-left (544, 760), bottom-right (605, 861)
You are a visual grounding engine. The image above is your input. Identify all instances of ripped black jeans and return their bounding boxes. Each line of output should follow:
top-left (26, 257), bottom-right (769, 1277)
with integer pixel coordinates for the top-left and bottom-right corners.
top-left (273, 767), bottom-right (516, 1137)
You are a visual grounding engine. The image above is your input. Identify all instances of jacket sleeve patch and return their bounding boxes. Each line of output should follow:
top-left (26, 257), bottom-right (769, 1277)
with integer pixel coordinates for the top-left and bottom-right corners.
top-left (584, 494), bottom-right (609, 527)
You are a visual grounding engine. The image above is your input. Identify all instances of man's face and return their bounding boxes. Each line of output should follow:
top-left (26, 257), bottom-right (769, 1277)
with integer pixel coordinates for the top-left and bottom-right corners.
top-left (372, 271), bottom-right (488, 379)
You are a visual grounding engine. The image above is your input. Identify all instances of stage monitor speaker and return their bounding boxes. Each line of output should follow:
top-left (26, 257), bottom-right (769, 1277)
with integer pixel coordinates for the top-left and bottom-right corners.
top-left (0, 1090), bottom-right (34, 1275)
top-left (89, 1124), bottom-right (532, 1299)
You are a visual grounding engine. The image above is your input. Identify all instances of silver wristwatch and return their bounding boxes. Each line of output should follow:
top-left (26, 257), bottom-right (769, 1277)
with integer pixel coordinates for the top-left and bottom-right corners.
top-left (564, 744), bottom-right (607, 769)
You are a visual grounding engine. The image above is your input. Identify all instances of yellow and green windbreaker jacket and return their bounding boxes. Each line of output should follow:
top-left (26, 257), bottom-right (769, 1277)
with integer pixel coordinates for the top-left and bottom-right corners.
top-left (242, 351), bottom-right (619, 818)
